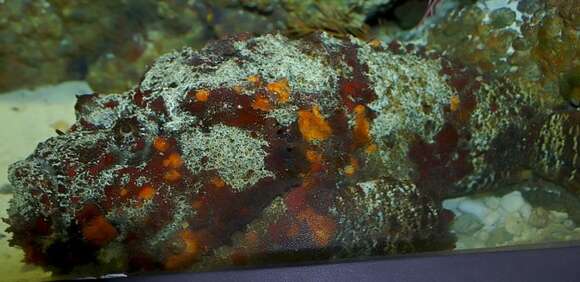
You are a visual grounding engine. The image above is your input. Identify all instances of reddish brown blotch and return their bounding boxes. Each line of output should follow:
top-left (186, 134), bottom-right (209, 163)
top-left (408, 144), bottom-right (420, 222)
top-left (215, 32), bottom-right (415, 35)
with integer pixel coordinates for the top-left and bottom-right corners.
top-left (81, 215), bottom-right (118, 246)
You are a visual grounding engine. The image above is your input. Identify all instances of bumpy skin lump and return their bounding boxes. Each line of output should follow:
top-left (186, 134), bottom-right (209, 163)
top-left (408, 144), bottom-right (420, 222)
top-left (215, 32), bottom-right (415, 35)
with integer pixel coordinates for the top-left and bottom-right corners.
top-left (6, 33), bottom-right (578, 274)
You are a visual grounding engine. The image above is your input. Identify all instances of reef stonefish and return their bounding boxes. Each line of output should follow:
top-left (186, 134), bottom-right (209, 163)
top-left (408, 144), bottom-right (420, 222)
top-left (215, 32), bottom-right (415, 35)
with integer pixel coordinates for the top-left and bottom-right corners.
top-left (6, 33), bottom-right (579, 274)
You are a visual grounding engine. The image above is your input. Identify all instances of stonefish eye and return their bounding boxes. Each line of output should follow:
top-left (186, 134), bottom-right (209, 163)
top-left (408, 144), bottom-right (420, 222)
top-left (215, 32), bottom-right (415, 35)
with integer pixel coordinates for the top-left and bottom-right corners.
top-left (113, 118), bottom-right (140, 140)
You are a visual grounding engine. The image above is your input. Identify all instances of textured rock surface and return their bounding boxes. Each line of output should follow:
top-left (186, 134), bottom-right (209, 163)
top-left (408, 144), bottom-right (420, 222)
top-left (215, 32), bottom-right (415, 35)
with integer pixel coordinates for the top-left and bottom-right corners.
top-left (381, 0), bottom-right (580, 109)
top-left (0, 0), bottom-right (394, 94)
top-left (0, 0), bottom-right (271, 93)
top-left (5, 33), bottom-right (578, 276)
top-left (239, 0), bottom-right (393, 38)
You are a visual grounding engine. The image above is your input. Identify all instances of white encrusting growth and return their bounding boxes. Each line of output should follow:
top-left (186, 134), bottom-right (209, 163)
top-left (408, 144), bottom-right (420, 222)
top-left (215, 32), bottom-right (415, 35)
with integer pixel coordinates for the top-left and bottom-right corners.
top-left (234, 35), bottom-right (340, 96)
top-left (141, 34), bottom-right (342, 116)
top-left (353, 37), bottom-right (455, 178)
top-left (179, 124), bottom-right (275, 191)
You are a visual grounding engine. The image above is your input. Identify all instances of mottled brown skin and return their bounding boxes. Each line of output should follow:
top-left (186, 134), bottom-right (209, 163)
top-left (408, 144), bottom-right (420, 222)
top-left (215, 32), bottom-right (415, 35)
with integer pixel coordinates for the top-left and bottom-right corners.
top-left (5, 33), bottom-right (578, 276)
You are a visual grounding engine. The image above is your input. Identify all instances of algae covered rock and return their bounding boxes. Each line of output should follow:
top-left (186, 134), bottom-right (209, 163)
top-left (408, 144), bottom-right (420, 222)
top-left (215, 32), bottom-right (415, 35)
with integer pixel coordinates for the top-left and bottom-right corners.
top-left (370, 0), bottom-right (578, 109)
top-left (419, 0), bottom-right (579, 108)
top-left (0, 0), bottom-right (214, 93)
top-left (238, 0), bottom-right (393, 37)
top-left (5, 32), bottom-right (578, 276)
top-left (0, 0), bottom-right (394, 94)
top-left (0, 0), bottom-right (68, 91)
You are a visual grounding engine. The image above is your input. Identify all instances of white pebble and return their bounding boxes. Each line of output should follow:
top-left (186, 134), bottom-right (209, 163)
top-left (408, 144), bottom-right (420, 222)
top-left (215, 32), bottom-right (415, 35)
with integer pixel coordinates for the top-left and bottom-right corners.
top-left (483, 210), bottom-right (501, 227)
top-left (505, 213), bottom-right (525, 235)
top-left (500, 191), bottom-right (525, 213)
top-left (442, 197), bottom-right (466, 212)
top-left (518, 202), bottom-right (532, 219)
top-left (563, 219), bottom-right (574, 229)
top-left (458, 199), bottom-right (489, 221)
top-left (484, 197), bottom-right (500, 209)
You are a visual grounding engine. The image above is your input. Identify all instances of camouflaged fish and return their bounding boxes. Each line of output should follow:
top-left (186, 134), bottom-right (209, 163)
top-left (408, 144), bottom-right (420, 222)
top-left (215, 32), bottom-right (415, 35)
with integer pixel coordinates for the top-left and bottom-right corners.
top-left (6, 32), bottom-right (579, 275)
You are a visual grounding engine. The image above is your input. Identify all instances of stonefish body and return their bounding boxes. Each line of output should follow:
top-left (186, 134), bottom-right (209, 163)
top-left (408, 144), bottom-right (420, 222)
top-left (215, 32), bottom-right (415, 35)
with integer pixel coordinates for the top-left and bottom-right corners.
top-left (6, 33), bottom-right (579, 274)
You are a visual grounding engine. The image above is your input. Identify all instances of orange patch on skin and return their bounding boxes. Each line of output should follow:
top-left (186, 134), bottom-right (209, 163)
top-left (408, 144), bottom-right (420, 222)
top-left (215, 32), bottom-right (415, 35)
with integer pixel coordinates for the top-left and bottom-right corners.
top-left (182, 230), bottom-right (199, 253)
top-left (195, 89), bottom-right (210, 102)
top-left (251, 94), bottom-right (271, 111)
top-left (247, 74), bottom-right (262, 87)
top-left (138, 186), bottom-right (155, 201)
top-left (244, 231), bottom-right (260, 249)
top-left (450, 95), bottom-right (461, 112)
top-left (298, 208), bottom-right (336, 247)
top-left (163, 153), bottom-right (183, 168)
top-left (164, 170), bottom-right (182, 182)
top-left (153, 137), bottom-right (169, 152)
top-left (164, 230), bottom-right (200, 270)
top-left (298, 106), bottom-right (333, 142)
top-left (310, 216), bottom-right (336, 247)
top-left (368, 39), bottom-right (382, 48)
top-left (119, 188), bottom-right (128, 197)
top-left (343, 157), bottom-right (359, 176)
top-left (233, 85), bottom-right (243, 94)
top-left (191, 199), bottom-right (204, 210)
top-left (266, 79), bottom-right (291, 103)
top-left (365, 144), bottom-right (378, 154)
top-left (210, 176), bottom-right (226, 188)
top-left (82, 215), bottom-right (118, 246)
top-left (344, 165), bottom-right (355, 176)
top-left (353, 105), bottom-right (371, 146)
top-left (305, 150), bottom-right (323, 172)
top-left (306, 150), bottom-right (322, 163)
top-left (286, 222), bottom-right (301, 238)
